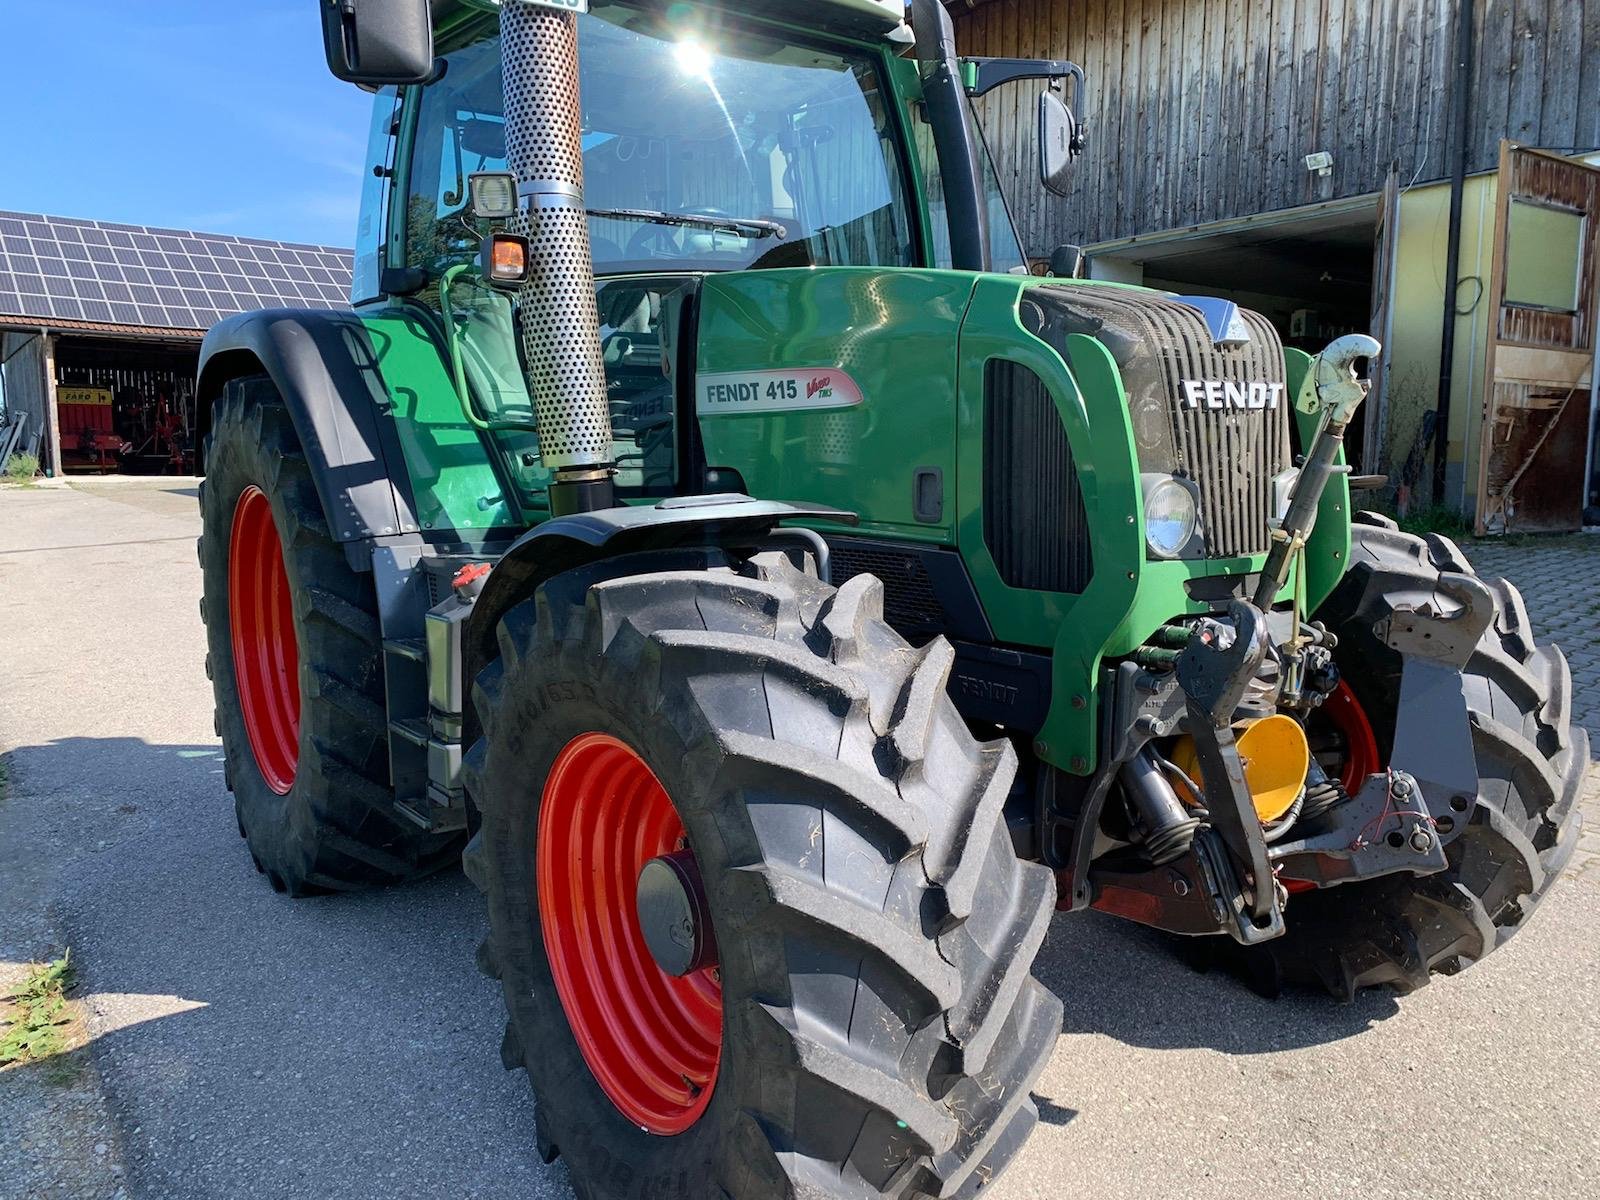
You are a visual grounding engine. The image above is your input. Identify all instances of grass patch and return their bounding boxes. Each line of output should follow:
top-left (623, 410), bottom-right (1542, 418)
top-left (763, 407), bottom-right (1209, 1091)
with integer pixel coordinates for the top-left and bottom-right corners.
top-left (2, 451), bottom-right (40, 485)
top-left (1395, 503), bottom-right (1474, 538)
top-left (1, 952), bottom-right (78, 1069)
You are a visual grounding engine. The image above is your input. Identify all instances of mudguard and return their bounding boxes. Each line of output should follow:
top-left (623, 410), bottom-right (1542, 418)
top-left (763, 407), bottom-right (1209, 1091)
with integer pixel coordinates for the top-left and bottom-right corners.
top-left (463, 495), bottom-right (857, 740)
top-left (196, 308), bottom-right (420, 542)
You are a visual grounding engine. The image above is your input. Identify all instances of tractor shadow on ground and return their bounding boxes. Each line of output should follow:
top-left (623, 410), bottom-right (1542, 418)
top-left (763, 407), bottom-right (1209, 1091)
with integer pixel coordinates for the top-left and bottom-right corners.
top-left (0, 736), bottom-right (558, 1200)
top-left (1032, 909), bottom-right (1399, 1054)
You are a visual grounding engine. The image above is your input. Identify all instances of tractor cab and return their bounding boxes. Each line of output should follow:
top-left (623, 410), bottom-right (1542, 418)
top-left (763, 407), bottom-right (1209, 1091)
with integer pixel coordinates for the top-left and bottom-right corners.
top-left (352, 0), bottom-right (1046, 506)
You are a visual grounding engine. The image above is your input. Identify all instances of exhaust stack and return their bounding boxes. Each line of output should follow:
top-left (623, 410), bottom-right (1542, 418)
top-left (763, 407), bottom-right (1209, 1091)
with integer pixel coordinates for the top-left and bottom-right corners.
top-left (501, 1), bottom-right (615, 515)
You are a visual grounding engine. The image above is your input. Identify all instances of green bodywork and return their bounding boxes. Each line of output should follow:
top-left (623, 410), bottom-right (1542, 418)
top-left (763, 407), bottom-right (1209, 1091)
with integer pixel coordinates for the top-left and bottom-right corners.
top-left (354, 4), bottom-right (1358, 778)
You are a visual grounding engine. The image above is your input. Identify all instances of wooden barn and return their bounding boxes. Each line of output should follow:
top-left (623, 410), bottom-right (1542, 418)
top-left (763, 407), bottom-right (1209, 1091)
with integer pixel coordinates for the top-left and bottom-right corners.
top-left (947, 0), bottom-right (1600, 532)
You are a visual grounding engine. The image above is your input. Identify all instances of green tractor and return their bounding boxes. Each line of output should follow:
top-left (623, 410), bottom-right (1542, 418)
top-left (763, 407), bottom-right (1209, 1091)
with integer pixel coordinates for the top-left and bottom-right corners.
top-left (196, 0), bottom-right (1585, 1195)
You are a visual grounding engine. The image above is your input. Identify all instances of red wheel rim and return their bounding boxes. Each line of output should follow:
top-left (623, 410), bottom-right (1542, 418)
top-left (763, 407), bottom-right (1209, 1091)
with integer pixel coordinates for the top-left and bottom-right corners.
top-left (538, 734), bottom-right (722, 1135)
top-left (1324, 679), bottom-right (1382, 795)
top-left (228, 486), bottom-right (300, 795)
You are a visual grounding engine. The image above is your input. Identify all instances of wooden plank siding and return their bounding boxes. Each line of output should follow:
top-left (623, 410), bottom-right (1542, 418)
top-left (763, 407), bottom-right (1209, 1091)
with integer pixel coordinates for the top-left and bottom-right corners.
top-left (948, 0), bottom-right (1600, 255)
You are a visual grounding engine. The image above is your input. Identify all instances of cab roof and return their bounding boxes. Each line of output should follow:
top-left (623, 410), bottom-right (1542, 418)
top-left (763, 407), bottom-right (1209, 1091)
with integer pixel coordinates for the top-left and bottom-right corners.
top-left (431, 0), bottom-right (910, 42)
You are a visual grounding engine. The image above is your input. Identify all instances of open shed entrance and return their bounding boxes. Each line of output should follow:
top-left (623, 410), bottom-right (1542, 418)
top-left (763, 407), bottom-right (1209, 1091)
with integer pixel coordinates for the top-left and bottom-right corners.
top-left (1087, 199), bottom-right (1384, 473)
top-left (53, 335), bottom-right (200, 475)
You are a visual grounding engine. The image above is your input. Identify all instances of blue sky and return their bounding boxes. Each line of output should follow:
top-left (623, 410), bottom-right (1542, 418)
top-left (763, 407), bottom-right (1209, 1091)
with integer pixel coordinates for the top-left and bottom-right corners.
top-left (0, 2), bottom-right (374, 248)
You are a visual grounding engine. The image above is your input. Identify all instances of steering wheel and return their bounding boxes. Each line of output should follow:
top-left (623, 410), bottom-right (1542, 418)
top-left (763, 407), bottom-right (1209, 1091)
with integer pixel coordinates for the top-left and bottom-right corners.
top-left (624, 207), bottom-right (733, 259)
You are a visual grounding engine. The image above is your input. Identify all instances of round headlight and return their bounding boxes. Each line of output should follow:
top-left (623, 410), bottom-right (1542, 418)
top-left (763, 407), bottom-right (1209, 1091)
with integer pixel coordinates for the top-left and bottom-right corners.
top-left (1144, 476), bottom-right (1198, 559)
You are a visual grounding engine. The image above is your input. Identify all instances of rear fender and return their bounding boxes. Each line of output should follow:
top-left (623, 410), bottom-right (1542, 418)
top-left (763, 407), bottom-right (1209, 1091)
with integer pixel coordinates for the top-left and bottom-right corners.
top-left (197, 309), bottom-right (420, 542)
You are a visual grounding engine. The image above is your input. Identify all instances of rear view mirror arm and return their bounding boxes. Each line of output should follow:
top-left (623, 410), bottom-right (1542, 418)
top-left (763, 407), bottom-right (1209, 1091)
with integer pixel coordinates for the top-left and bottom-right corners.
top-left (965, 57), bottom-right (1084, 104)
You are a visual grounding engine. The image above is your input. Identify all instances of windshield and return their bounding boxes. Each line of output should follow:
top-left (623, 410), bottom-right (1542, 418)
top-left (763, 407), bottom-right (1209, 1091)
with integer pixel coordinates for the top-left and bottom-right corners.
top-left (406, 6), bottom-right (919, 278)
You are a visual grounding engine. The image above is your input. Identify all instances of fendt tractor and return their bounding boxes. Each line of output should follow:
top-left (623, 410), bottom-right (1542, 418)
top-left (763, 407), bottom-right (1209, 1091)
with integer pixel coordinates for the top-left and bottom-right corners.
top-left (196, 0), bottom-right (1585, 1195)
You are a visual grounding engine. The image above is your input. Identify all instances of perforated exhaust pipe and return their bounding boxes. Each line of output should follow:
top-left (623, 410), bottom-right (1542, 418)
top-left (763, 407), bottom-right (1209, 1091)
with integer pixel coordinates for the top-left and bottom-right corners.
top-left (501, 1), bottom-right (615, 515)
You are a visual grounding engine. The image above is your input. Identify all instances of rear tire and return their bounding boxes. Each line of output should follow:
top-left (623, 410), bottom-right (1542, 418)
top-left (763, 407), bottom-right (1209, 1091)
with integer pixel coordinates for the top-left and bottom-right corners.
top-left (1257, 520), bottom-right (1587, 999)
top-left (465, 551), bottom-right (1061, 1199)
top-left (199, 375), bottom-right (460, 894)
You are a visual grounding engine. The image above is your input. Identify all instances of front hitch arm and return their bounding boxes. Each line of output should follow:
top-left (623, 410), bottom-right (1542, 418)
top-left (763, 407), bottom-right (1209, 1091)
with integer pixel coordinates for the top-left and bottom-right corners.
top-left (1270, 769), bottom-right (1449, 885)
top-left (1176, 601), bottom-right (1283, 935)
top-left (1252, 333), bottom-right (1382, 611)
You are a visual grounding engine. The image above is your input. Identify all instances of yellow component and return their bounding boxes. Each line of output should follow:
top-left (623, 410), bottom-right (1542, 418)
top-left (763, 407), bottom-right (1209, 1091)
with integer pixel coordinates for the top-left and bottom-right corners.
top-left (1168, 715), bottom-right (1311, 824)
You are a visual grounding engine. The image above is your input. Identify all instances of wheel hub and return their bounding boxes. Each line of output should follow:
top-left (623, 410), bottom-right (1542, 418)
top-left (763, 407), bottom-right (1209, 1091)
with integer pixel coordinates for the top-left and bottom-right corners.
top-left (637, 850), bottom-right (718, 978)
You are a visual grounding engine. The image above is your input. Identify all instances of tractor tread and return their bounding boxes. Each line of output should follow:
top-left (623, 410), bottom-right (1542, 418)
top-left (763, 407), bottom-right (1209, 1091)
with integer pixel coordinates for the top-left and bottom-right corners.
top-left (199, 375), bottom-right (464, 893)
top-left (468, 551), bottom-right (1058, 1200)
top-left (1252, 524), bottom-right (1585, 999)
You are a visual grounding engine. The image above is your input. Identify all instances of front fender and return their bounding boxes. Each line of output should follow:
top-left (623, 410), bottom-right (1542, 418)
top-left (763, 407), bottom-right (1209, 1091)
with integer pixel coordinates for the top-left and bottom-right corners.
top-left (463, 496), bottom-right (856, 742)
top-left (197, 308), bottom-right (419, 542)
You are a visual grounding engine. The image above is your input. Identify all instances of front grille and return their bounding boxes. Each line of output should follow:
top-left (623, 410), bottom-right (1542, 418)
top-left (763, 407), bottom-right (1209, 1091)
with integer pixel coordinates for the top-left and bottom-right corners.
top-left (1024, 287), bottom-right (1291, 559)
top-left (983, 360), bottom-right (1092, 593)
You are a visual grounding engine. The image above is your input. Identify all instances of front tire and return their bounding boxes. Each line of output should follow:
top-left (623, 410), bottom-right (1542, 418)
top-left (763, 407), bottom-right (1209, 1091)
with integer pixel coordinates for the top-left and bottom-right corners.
top-left (465, 551), bottom-right (1061, 1200)
top-left (1262, 521), bottom-right (1587, 998)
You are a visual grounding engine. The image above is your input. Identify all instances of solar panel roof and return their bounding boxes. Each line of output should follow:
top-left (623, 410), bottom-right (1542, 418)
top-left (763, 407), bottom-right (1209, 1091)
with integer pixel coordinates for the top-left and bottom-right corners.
top-left (0, 210), bottom-right (353, 333)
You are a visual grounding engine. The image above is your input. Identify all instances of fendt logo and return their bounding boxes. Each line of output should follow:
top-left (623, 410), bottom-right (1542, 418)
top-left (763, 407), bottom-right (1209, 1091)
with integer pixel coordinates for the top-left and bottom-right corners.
top-left (1179, 380), bottom-right (1287, 412)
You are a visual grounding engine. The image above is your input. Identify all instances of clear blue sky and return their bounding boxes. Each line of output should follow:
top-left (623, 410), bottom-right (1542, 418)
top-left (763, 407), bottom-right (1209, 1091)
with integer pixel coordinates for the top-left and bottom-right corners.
top-left (0, 2), bottom-right (374, 248)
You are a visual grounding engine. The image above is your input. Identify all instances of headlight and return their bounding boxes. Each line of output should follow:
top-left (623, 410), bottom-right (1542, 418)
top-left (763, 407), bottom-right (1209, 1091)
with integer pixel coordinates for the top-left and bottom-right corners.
top-left (1143, 474), bottom-right (1199, 559)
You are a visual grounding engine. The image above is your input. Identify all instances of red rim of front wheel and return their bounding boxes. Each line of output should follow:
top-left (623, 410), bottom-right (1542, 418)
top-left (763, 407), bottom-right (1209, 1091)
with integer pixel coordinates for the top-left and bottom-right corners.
top-left (228, 486), bottom-right (301, 796)
top-left (1323, 679), bottom-right (1382, 795)
top-left (537, 733), bottom-right (722, 1135)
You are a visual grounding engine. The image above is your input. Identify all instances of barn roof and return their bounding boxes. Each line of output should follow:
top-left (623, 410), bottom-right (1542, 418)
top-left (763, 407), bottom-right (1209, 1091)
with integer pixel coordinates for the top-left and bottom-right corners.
top-left (0, 210), bottom-right (353, 336)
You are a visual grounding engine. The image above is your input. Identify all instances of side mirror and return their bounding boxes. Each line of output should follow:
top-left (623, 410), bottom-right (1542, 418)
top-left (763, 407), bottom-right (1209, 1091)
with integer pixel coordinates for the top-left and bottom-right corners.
top-left (322, 0), bottom-right (435, 87)
top-left (1038, 90), bottom-right (1082, 198)
top-left (1048, 245), bottom-right (1087, 279)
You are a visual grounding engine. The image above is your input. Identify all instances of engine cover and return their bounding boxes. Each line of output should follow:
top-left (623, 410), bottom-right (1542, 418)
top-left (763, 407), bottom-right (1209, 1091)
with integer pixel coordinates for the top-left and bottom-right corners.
top-left (1023, 286), bottom-right (1293, 560)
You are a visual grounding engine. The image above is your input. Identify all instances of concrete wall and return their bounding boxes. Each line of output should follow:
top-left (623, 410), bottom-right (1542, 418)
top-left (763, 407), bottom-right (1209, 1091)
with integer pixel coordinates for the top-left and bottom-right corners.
top-left (1, 330), bottom-right (59, 476)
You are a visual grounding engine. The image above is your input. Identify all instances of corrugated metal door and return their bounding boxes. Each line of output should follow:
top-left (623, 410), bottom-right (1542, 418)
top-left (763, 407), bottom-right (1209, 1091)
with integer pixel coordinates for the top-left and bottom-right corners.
top-left (1475, 143), bottom-right (1600, 534)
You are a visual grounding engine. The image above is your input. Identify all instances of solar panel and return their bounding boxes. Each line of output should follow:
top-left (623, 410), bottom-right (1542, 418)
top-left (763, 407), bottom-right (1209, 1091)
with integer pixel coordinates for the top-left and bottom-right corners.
top-left (0, 210), bottom-right (354, 332)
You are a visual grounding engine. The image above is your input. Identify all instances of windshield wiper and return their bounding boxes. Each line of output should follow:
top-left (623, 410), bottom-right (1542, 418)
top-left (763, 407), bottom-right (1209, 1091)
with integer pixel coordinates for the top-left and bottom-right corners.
top-left (585, 207), bottom-right (787, 240)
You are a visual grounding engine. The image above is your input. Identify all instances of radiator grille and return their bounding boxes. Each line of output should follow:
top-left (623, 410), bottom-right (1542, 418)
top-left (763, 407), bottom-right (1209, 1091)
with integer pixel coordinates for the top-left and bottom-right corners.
top-left (829, 544), bottom-right (947, 639)
top-left (982, 360), bottom-right (1093, 593)
top-left (1025, 288), bottom-right (1291, 559)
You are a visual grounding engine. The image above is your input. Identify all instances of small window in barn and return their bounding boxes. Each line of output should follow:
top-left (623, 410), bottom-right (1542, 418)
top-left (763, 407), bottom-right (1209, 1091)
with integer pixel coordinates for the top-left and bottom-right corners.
top-left (1505, 200), bottom-right (1586, 313)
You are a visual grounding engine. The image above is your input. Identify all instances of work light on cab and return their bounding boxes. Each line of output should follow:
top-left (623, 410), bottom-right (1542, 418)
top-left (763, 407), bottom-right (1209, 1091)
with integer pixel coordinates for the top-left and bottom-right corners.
top-left (480, 234), bottom-right (531, 290)
top-left (467, 171), bottom-right (519, 221)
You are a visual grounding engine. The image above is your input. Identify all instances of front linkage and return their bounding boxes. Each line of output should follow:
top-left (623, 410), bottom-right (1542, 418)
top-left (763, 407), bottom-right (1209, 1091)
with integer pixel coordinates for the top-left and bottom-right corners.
top-left (1062, 335), bottom-right (1467, 946)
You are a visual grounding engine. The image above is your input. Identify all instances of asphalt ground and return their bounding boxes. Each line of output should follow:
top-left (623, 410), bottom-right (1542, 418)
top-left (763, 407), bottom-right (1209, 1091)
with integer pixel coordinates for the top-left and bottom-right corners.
top-left (2, 478), bottom-right (1597, 1200)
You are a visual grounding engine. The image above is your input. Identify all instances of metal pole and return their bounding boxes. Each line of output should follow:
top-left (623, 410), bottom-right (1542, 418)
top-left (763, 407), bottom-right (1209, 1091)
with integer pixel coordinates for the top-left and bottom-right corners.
top-left (910, 0), bottom-right (991, 272)
top-left (1432, 0), bottom-right (1475, 507)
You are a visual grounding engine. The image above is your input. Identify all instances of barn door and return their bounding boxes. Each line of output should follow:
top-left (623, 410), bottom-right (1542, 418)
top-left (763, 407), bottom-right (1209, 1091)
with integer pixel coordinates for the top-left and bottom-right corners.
top-left (1363, 167), bottom-right (1401, 473)
top-left (1475, 143), bottom-right (1600, 534)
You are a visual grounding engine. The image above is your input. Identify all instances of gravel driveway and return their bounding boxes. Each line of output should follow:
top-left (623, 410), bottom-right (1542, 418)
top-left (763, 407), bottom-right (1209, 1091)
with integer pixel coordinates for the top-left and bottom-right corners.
top-left (2, 479), bottom-right (1596, 1200)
